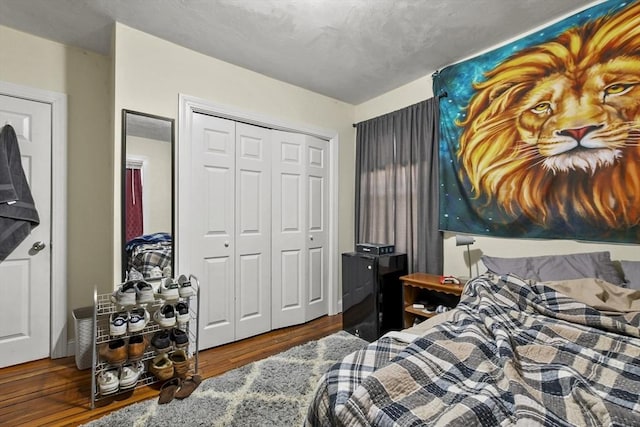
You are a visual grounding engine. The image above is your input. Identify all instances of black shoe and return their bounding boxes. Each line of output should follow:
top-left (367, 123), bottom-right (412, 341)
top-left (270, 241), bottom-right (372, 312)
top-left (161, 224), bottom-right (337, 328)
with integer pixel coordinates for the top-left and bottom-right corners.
top-left (151, 329), bottom-right (171, 353)
top-left (170, 328), bottom-right (189, 348)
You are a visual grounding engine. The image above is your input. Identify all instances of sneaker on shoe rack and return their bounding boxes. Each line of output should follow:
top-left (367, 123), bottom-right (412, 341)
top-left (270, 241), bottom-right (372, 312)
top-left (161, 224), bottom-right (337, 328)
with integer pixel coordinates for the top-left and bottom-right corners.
top-left (134, 280), bottom-right (155, 304)
top-left (162, 266), bottom-right (172, 278)
top-left (128, 307), bottom-right (150, 333)
top-left (98, 369), bottom-right (119, 395)
top-left (99, 338), bottom-right (127, 365)
top-left (111, 281), bottom-right (137, 306)
top-left (170, 328), bottom-right (189, 349)
top-left (158, 278), bottom-right (179, 301)
top-left (109, 311), bottom-right (129, 336)
top-left (177, 274), bottom-right (195, 298)
top-left (128, 334), bottom-right (149, 361)
top-left (149, 353), bottom-right (174, 381)
top-left (151, 329), bottom-right (172, 353)
top-left (175, 301), bottom-right (190, 324)
top-left (119, 361), bottom-right (144, 389)
top-left (154, 304), bottom-right (176, 328)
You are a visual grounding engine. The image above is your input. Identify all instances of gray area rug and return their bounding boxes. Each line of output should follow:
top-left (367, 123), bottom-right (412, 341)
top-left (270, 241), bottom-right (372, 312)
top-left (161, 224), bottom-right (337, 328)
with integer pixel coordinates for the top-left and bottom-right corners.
top-left (84, 330), bottom-right (367, 426)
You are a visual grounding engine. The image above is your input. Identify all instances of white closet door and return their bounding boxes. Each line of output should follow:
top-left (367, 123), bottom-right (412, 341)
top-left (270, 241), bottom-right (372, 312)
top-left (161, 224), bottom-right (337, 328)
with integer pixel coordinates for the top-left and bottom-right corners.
top-left (191, 113), bottom-right (236, 348)
top-left (234, 123), bottom-right (272, 340)
top-left (271, 131), bottom-right (306, 328)
top-left (272, 132), bottom-right (329, 328)
top-left (305, 135), bottom-right (329, 321)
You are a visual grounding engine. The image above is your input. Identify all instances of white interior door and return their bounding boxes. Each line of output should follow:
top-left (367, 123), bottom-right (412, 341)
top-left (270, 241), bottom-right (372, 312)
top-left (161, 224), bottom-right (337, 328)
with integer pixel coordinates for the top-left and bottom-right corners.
top-left (0, 94), bottom-right (52, 367)
top-left (272, 131), bottom-right (329, 328)
top-left (234, 123), bottom-right (271, 340)
top-left (271, 131), bottom-right (306, 328)
top-left (191, 113), bottom-right (236, 349)
top-left (305, 135), bottom-right (329, 321)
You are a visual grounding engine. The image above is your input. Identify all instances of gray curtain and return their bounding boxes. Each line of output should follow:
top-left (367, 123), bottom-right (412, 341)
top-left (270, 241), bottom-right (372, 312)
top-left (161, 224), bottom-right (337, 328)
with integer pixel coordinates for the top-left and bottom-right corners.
top-left (355, 98), bottom-right (442, 274)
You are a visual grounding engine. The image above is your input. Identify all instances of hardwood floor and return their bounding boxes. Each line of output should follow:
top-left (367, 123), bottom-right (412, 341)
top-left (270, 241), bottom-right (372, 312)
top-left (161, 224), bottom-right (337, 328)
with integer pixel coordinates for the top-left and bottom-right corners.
top-left (0, 314), bottom-right (342, 427)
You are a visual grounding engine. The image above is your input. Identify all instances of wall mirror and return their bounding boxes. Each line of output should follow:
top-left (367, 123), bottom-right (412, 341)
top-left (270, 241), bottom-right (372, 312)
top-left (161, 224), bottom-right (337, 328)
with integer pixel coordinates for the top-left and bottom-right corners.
top-left (121, 109), bottom-right (175, 281)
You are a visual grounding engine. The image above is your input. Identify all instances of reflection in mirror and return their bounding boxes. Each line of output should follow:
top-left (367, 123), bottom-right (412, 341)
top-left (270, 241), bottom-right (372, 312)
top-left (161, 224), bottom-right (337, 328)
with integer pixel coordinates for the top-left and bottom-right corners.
top-left (122, 110), bottom-right (174, 281)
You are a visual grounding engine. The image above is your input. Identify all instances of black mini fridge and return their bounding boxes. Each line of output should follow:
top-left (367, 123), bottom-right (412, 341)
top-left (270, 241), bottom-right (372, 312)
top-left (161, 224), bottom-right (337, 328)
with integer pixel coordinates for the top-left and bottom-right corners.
top-left (342, 252), bottom-right (407, 342)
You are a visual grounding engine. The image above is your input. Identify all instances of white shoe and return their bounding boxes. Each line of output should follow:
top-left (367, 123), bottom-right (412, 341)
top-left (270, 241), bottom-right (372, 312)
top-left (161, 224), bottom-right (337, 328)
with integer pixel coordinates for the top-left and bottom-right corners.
top-left (109, 311), bottom-right (129, 336)
top-left (175, 301), bottom-right (190, 325)
top-left (177, 274), bottom-right (195, 298)
top-left (154, 304), bottom-right (176, 328)
top-left (134, 280), bottom-right (155, 304)
top-left (162, 266), bottom-right (172, 278)
top-left (158, 277), bottom-right (179, 301)
top-left (128, 307), bottom-right (150, 333)
top-left (149, 266), bottom-right (163, 279)
top-left (119, 361), bottom-right (144, 389)
top-left (110, 281), bottom-right (137, 306)
top-left (98, 369), bottom-right (119, 395)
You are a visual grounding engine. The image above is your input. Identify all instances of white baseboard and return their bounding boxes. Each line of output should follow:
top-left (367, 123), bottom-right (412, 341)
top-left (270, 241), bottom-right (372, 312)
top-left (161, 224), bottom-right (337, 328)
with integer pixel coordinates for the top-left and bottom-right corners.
top-left (67, 339), bottom-right (75, 357)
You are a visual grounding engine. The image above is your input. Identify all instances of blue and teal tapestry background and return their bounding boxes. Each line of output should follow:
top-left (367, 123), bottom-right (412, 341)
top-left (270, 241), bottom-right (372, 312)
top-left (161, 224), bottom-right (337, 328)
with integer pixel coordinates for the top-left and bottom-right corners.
top-left (435, 0), bottom-right (640, 243)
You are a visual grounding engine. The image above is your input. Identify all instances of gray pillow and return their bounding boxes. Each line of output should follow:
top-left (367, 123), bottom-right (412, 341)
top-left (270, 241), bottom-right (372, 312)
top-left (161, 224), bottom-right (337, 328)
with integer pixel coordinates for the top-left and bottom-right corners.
top-left (481, 251), bottom-right (624, 285)
top-left (620, 260), bottom-right (640, 290)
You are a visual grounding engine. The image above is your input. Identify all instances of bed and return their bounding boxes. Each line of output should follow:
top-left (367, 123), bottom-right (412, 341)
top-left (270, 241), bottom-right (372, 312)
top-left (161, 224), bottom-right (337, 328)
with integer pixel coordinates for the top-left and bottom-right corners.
top-left (125, 232), bottom-right (172, 279)
top-left (306, 252), bottom-right (640, 426)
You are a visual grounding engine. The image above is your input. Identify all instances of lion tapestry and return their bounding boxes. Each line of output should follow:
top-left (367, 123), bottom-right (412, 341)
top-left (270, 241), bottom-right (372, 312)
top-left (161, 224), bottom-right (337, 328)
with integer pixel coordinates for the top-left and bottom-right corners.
top-left (436, 0), bottom-right (640, 243)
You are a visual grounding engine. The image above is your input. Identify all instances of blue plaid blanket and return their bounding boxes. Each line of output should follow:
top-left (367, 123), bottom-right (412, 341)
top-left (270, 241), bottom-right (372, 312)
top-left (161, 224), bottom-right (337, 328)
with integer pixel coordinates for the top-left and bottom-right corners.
top-left (306, 274), bottom-right (640, 426)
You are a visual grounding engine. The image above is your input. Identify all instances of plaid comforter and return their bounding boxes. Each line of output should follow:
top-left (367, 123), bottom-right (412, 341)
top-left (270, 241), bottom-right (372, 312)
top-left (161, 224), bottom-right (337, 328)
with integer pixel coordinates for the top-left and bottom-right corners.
top-left (127, 241), bottom-right (172, 278)
top-left (306, 274), bottom-right (640, 426)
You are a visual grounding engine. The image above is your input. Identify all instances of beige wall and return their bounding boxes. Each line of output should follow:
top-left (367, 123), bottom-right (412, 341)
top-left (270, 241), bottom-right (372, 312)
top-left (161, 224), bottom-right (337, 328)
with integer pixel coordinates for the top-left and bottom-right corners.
top-left (354, 75), bottom-right (433, 124)
top-left (112, 23), bottom-right (356, 281)
top-left (0, 25), bottom-right (113, 335)
top-left (354, 70), bottom-right (640, 279)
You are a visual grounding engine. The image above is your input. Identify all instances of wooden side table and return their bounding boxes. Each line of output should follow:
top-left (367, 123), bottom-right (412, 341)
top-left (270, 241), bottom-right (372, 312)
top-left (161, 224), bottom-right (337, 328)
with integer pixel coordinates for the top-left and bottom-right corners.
top-left (400, 273), bottom-right (464, 328)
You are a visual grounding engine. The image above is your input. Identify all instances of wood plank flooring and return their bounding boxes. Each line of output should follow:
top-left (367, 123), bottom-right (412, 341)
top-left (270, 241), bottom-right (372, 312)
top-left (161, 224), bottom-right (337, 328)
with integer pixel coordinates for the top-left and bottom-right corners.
top-left (0, 314), bottom-right (342, 427)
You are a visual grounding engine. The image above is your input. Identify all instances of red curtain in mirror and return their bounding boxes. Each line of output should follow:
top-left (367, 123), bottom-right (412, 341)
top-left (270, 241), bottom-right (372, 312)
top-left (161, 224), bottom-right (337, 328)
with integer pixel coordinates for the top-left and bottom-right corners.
top-left (125, 167), bottom-right (143, 243)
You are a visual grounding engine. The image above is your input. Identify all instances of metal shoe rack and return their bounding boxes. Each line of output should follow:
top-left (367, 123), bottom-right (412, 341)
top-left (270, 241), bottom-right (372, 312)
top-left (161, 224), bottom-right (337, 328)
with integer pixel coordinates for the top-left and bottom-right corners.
top-left (90, 275), bottom-right (200, 409)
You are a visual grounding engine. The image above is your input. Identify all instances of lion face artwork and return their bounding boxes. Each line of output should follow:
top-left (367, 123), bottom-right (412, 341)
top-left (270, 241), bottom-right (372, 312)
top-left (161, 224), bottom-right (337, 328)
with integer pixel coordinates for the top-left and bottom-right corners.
top-left (444, 0), bottom-right (640, 240)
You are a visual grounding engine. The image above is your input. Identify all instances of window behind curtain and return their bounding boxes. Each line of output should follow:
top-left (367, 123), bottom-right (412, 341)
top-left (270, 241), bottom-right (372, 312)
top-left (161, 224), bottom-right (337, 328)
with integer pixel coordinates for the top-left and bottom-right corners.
top-left (355, 98), bottom-right (443, 274)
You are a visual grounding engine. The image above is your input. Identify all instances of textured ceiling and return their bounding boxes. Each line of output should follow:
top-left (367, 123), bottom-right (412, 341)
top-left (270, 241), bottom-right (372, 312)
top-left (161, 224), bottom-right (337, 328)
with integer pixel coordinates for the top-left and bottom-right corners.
top-left (0, 0), bottom-right (594, 104)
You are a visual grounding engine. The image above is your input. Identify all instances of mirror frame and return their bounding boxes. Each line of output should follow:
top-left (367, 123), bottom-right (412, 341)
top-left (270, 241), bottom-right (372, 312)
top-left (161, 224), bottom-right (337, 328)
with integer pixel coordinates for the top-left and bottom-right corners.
top-left (121, 109), bottom-right (175, 281)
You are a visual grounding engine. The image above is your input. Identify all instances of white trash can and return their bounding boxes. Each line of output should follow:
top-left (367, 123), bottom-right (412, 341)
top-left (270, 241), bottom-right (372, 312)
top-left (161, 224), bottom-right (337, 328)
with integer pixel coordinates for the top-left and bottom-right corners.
top-left (72, 306), bottom-right (94, 370)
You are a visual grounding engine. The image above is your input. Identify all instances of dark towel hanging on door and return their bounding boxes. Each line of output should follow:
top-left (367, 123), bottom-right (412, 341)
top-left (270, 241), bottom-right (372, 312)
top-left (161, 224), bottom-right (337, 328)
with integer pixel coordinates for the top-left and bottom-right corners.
top-left (0, 124), bottom-right (40, 261)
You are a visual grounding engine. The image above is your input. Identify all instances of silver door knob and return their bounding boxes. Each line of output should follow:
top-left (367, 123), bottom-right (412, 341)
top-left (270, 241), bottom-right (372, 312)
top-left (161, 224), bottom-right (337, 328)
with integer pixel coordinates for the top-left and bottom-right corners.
top-left (224, 241), bottom-right (230, 247)
top-left (309, 235), bottom-right (314, 241)
top-left (32, 241), bottom-right (46, 251)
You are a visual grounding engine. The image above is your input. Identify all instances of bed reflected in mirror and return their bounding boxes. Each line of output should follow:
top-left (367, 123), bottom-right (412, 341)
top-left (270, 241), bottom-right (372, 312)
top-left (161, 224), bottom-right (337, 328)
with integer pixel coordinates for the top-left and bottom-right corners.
top-left (121, 110), bottom-right (174, 281)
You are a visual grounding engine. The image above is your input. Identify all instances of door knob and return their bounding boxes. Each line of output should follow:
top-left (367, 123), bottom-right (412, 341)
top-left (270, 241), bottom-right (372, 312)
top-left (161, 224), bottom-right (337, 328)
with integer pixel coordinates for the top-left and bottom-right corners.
top-left (309, 235), bottom-right (314, 241)
top-left (32, 241), bottom-right (46, 251)
top-left (224, 241), bottom-right (230, 247)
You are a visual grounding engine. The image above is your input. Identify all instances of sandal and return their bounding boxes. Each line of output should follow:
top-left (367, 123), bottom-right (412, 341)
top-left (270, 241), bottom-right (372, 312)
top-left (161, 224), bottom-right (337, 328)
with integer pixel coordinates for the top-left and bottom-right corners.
top-left (174, 374), bottom-right (202, 399)
top-left (158, 378), bottom-right (181, 404)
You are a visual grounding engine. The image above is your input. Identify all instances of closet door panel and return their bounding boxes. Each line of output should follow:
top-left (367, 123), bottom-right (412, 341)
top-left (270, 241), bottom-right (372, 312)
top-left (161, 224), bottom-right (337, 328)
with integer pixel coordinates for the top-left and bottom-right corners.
top-left (271, 131), bottom-right (306, 328)
top-left (281, 250), bottom-right (302, 308)
top-left (236, 253), bottom-right (263, 326)
top-left (192, 113), bottom-right (236, 349)
top-left (305, 136), bottom-right (329, 321)
top-left (235, 123), bottom-right (271, 340)
top-left (203, 256), bottom-right (235, 342)
top-left (308, 247), bottom-right (324, 302)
